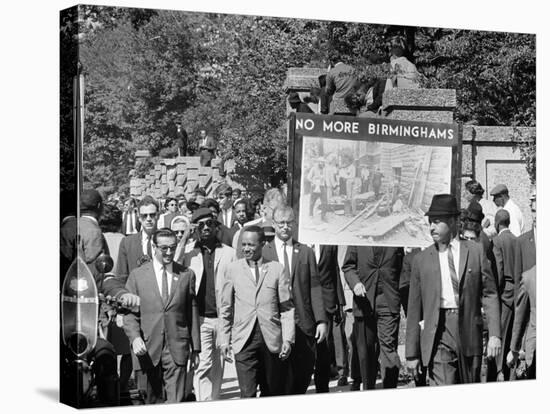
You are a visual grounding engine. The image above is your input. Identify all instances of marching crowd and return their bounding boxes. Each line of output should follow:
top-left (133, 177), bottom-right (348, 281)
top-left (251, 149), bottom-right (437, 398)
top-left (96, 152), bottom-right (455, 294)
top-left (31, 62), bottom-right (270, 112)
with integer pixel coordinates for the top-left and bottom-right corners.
top-left (60, 176), bottom-right (536, 404)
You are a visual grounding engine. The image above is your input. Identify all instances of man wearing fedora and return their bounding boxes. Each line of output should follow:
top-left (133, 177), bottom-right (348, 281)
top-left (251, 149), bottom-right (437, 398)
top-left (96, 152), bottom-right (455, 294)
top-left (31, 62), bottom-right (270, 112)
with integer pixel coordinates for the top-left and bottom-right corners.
top-left (406, 194), bottom-right (501, 385)
top-left (490, 184), bottom-right (525, 237)
top-left (182, 207), bottom-right (236, 401)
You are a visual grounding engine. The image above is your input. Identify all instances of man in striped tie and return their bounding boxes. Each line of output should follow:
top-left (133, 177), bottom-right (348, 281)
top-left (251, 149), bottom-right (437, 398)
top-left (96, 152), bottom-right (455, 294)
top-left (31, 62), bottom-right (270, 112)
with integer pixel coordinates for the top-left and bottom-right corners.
top-left (405, 194), bottom-right (501, 385)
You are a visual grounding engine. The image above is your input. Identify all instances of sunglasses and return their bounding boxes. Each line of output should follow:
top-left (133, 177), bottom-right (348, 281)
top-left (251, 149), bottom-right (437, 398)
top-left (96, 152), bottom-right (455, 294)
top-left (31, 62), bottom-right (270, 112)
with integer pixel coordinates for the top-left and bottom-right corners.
top-left (157, 244), bottom-right (177, 253)
top-left (139, 213), bottom-right (157, 219)
top-left (197, 219), bottom-right (216, 229)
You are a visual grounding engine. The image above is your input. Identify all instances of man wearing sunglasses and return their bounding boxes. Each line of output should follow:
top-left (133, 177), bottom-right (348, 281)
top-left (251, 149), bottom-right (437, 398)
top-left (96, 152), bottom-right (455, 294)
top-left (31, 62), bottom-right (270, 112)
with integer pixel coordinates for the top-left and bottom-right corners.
top-left (115, 196), bottom-right (161, 281)
top-left (182, 207), bottom-right (236, 400)
top-left (123, 228), bottom-right (201, 404)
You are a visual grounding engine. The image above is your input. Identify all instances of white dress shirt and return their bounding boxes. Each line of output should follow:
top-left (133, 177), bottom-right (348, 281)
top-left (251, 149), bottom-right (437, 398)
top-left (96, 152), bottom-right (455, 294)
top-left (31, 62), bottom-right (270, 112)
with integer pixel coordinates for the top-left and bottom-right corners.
top-left (503, 198), bottom-right (525, 237)
top-left (438, 238), bottom-right (461, 309)
top-left (141, 231), bottom-right (151, 256)
top-left (153, 257), bottom-right (174, 296)
top-left (247, 258), bottom-right (264, 283)
top-left (274, 237), bottom-right (293, 271)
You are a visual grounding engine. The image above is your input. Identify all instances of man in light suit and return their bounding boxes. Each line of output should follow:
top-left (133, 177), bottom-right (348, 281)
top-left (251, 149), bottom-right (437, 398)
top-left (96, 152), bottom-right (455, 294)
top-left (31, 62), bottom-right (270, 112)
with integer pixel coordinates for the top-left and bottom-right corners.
top-left (406, 194), bottom-right (501, 385)
top-left (123, 228), bottom-right (201, 404)
top-left (199, 129), bottom-right (216, 167)
top-left (262, 205), bottom-right (328, 394)
top-left (220, 226), bottom-right (295, 398)
top-left (182, 207), bottom-right (236, 401)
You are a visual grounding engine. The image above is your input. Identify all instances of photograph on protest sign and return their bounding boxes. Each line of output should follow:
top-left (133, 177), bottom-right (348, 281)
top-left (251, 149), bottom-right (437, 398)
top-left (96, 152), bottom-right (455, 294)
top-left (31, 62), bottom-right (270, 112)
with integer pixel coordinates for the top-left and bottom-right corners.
top-left (293, 114), bottom-right (458, 247)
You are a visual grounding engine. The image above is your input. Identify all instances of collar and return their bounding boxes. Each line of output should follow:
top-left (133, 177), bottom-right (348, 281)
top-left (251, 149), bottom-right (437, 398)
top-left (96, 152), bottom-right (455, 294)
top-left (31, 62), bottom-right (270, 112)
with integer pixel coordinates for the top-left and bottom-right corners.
top-left (153, 256), bottom-right (173, 273)
top-left (275, 236), bottom-right (292, 249)
top-left (81, 214), bottom-right (98, 225)
top-left (247, 257), bottom-right (264, 267)
top-left (498, 228), bottom-right (511, 235)
top-left (196, 239), bottom-right (222, 253)
top-left (435, 237), bottom-right (460, 252)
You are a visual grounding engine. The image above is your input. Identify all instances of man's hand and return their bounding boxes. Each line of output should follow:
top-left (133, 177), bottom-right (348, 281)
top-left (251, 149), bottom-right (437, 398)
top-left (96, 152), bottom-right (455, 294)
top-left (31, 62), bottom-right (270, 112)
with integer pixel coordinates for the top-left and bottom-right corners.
top-left (406, 358), bottom-right (422, 381)
top-left (190, 350), bottom-right (201, 370)
top-left (487, 336), bottom-right (502, 359)
top-left (353, 282), bottom-right (367, 297)
top-left (315, 322), bottom-right (328, 344)
top-left (120, 293), bottom-right (140, 308)
top-left (279, 341), bottom-right (292, 360)
top-left (132, 337), bottom-right (147, 356)
top-left (506, 350), bottom-right (519, 368)
top-left (221, 344), bottom-right (233, 363)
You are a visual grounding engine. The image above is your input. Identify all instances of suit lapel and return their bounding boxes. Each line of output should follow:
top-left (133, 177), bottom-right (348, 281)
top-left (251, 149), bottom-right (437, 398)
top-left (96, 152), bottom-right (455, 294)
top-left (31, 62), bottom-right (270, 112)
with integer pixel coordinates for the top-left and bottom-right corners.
top-left (143, 262), bottom-right (163, 305)
top-left (264, 240), bottom-right (279, 262)
top-left (291, 240), bottom-right (300, 285)
top-left (458, 241), bottom-right (469, 287)
top-left (166, 264), bottom-right (183, 308)
top-left (189, 247), bottom-right (204, 293)
top-left (428, 245), bottom-right (442, 302)
top-left (256, 261), bottom-right (269, 296)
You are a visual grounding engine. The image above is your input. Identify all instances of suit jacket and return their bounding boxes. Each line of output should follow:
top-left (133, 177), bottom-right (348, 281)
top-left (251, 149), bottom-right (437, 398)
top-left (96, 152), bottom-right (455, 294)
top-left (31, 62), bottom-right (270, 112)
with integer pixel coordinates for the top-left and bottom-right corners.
top-left (115, 232), bottom-right (147, 280)
top-left (317, 245), bottom-right (345, 313)
top-left (492, 229), bottom-right (518, 307)
top-left (123, 261), bottom-right (201, 369)
top-left (514, 229), bottom-right (536, 287)
top-left (263, 240), bottom-right (327, 337)
top-left (121, 211), bottom-right (140, 235)
top-left (182, 242), bottom-right (236, 345)
top-left (398, 248), bottom-right (421, 316)
top-left (199, 135), bottom-right (216, 151)
top-left (405, 240), bottom-right (500, 365)
top-left (220, 259), bottom-right (295, 354)
top-left (218, 208), bottom-right (237, 229)
top-left (342, 246), bottom-right (404, 316)
top-left (510, 265), bottom-right (536, 365)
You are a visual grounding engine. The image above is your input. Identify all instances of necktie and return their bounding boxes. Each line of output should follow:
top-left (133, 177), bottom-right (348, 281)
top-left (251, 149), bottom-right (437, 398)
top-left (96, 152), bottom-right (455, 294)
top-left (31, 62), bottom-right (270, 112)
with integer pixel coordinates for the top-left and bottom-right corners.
top-left (161, 266), bottom-right (169, 303)
top-left (283, 242), bottom-right (291, 281)
top-left (147, 236), bottom-right (153, 258)
top-left (447, 247), bottom-right (460, 306)
top-left (254, 261), bottom-right (260, 285)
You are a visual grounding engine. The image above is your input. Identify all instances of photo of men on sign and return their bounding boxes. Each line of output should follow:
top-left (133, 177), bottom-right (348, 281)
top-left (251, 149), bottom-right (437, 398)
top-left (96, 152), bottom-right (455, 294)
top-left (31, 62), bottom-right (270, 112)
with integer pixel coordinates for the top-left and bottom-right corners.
top-left (298, 135), bottom-right (452, 247)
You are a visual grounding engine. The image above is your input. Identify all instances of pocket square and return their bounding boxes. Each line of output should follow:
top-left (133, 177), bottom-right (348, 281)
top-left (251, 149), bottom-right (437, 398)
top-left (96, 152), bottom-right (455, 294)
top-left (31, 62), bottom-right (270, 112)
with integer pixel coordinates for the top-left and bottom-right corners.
top-left (419, 320), bottom-right (425, 331)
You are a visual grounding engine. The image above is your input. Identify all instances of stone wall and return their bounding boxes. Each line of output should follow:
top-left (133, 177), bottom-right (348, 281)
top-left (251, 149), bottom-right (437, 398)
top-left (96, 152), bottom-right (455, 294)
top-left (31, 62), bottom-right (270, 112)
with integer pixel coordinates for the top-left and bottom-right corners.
top-left (130, 155), bottom-right (224, 200)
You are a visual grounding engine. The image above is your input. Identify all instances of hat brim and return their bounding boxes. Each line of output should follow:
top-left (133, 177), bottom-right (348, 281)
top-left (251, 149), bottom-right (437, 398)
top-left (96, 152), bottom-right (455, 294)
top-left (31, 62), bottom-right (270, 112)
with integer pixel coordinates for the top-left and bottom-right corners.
top-left (425, 210), bottom-right (461, 217)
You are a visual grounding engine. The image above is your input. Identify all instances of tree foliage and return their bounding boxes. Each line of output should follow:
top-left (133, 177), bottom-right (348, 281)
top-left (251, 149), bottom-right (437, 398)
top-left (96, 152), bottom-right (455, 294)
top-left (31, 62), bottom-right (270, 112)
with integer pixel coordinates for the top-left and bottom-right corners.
top-left (71, 7), bottom-right (535, 194)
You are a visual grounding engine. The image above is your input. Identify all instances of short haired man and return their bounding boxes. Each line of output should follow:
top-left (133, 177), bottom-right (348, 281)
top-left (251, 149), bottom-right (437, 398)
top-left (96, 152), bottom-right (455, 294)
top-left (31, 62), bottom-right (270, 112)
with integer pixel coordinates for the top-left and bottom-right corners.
top-left (220, 226), bottom-right (295, 397)
top-left (507, 187), bottom-right (536, 378)
top-left (230, 198), bottom-right (253, 248)
top-left (121, 197), bottom-right (140, 235)
top-left (182, 208), bottom-right (236, 401)
top-left (215, 183), bottom-right (236, 228)
top-left (325, 57), bottom-right (359, 115)
top-left (231, 188), bottom-right (242, 207)
top-left (198, 129), bottom-right (216, 167)
top-left (116, 196), bottom-right (161, 280)
top-left (202, 198), bottom-right (234, 246)
top-left (492, 209), bottom-right (518, 381)
top-left (262, 205), bottom-right (328, 394)
top-left (123, 229), bottom-right (201, 403)
top-left (406, 194), bottom-right (501, 385)
top-left (490, 184), bottom-right (525, 237)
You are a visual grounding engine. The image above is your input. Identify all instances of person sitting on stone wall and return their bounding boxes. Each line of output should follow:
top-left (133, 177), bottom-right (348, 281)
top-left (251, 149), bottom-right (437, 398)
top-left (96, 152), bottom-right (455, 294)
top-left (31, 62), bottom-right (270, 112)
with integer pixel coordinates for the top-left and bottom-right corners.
top-left (389, 36), bottom-right (420, 89)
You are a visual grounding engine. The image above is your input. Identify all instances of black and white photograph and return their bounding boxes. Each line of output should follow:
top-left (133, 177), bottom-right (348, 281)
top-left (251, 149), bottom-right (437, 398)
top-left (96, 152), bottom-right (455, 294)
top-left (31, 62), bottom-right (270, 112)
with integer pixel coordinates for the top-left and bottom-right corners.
top-left (48, 1), bottom-right (541, 411)
top-left (296, 117), bottom-right (456, 247)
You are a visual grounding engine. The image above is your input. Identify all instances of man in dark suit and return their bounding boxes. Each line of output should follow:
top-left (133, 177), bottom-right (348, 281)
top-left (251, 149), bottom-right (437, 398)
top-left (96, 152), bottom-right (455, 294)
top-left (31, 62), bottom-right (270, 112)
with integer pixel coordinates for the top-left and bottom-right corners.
top-left (406, 194), bottom-right (501, 385)
top-left (342, 245), bottom-right (404, 389)
top-left (116, 196), bottom-right (160, 280)
top-left (202, 198), bottom-right (234, 246)
top-left (121, 197), bottom-right (140, 236)
top-left (220, 226), bottom-right (295, 398)
top-left (262, 205), bottom-right (328, 394)
top-left (492, 209), bottom-right (518, 380)
top-left (507, 188), bottom-right (536, 379)
top-left (123, 228), bottom-right (201, 403)
top-left (199, 129), bottom-right (216, 167)
top-left (215, 183), bottom-right (237, 229)
top-left (312, 244), bottom-right (346, 392)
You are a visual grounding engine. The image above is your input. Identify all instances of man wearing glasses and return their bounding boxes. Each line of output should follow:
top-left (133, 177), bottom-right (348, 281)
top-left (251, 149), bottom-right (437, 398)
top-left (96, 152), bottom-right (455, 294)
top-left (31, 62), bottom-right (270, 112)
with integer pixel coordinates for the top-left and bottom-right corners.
top-left (262, 205), bottom-right (328, 394)
top-left (183, 207), bottom-right (236, 400)
top-left (116, 196), bottom-right (161, 280)
top-left (123, 228), bottom-right (201, 403)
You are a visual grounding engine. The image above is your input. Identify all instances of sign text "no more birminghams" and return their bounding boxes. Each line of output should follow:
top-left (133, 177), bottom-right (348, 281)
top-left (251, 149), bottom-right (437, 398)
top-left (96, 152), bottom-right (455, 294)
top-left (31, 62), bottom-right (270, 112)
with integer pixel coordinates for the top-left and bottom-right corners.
top-left (293, 113), bottom-right (459, 147)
